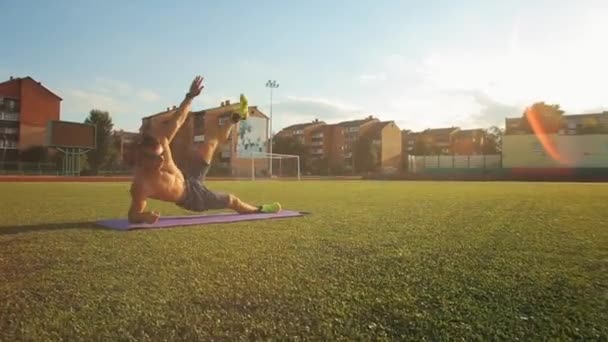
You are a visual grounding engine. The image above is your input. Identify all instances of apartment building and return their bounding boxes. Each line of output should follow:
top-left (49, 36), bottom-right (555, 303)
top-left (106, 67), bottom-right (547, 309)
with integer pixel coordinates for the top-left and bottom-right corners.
top-left (503, 112), bottom-right (608, 168)
top-left (506, 112), bottom-right (608, 135)
top-left (141, 99), bottom-right (269, 176)
top-left (275, 119), bottom-right (325, 145)
top-left (326, 117), bottom-right (379, 172)
top-left (401, 130), bottom-right (420, 155)
top-left (113, 130), bottom-right (140, 166)
top-left (276, 116), bottom-right (403, 174)
top-left (451, 129), bottom-right (485, 155)
top-left (0, 76), bottom-right (62, 161)
top-left (362, 121), bottom-right (402, 172)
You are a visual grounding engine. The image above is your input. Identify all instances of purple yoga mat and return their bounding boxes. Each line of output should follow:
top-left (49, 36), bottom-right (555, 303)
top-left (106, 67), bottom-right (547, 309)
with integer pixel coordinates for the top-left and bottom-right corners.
top-left (96, 210), bottom-right (307, 230)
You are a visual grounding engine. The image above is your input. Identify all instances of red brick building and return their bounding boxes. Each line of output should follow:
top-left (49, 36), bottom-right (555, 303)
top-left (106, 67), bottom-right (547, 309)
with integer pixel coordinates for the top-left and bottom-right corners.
top-left (141, 100), bottom-right (270, 177)
top-left (0, 76), bottom-right (62, 161)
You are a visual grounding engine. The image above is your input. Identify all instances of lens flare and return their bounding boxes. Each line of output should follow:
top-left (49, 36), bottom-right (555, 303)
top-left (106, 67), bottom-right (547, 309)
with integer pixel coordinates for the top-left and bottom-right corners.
top-left (525, 106), bottom-right (569, 165)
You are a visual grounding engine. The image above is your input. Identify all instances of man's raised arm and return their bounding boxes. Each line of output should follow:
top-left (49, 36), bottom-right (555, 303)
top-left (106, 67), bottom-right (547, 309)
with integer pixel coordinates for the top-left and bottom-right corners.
top-left (162, 75), bottom-right (205, 142)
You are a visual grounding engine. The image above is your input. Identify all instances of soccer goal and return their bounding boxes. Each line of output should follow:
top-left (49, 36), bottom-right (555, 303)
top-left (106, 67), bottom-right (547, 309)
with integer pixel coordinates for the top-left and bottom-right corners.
top-left (233, 152), bottom-right (301, 180)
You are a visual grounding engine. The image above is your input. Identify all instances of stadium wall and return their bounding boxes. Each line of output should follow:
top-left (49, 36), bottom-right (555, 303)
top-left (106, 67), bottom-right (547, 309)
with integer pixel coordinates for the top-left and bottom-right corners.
top-left (502, 134), bottom-right (608, 168)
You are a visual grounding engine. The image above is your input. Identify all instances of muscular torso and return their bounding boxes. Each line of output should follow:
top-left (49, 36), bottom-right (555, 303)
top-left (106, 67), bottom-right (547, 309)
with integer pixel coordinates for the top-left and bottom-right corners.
top-left (132, 139), bottom-right (186, 203)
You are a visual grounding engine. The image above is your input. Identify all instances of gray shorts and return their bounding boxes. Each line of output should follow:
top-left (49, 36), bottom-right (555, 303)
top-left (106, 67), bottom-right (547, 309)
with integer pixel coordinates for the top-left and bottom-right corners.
top-left (175, 156), bottom-right (230, 212)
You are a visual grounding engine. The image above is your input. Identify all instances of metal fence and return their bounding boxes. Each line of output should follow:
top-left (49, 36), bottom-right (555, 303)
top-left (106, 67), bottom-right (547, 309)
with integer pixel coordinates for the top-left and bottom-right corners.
top-left (407, 155), bottom-right (502, 173)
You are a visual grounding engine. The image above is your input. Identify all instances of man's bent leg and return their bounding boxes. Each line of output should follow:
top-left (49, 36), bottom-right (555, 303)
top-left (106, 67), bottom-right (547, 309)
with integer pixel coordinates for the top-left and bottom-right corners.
top-left (226, 194), bottom-right (261, 214)
top-left (226, 194), bottom-right (282, 214)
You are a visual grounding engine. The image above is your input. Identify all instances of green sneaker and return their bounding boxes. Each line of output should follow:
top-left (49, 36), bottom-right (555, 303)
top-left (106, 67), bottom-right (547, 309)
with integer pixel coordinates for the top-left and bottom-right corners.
top-left (259, 202), bottom-right (282, 214)
top-left (231, 93), bottom-right (249, 123)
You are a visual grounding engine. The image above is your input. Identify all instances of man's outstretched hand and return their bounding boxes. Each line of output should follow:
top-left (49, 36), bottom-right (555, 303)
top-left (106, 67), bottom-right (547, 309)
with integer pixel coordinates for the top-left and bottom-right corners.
top-left (188, 76), bottom-right (204, 98)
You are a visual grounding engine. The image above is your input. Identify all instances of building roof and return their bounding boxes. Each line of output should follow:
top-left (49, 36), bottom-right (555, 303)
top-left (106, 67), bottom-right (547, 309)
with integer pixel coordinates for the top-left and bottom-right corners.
top-left (404, 131), bottom-right (422, 136)
top-left (113, 130), bottom-right (139, 138)
top-left (423, 127), bottom-right (460, 135)
top-left (0, 76), bottom-right (63, 100)
top-left (563, 112), bottom-right (608, 120)
top-left (282, 120), bottom-right (326, 131)
top-left (335, 116), bottom-right (378, 127)
top-left (454, 128), bottom-right (484, 137)
top-left (506, 111), bottom-right (608, 122)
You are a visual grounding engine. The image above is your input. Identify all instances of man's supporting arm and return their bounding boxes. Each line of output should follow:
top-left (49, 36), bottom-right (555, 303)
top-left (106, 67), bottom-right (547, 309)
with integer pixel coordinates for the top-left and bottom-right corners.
top-left (128, 183), bottom-right (160, 224)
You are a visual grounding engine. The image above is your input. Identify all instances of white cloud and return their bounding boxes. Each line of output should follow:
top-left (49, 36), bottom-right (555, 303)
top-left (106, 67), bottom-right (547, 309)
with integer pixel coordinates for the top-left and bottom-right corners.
top-left (344, 7), bottom-right (608, 132)
top-left (95, 77), bottom-right (132, 95)
top-left (359, 72), bottom-right (387, 84)
top-left (282, 96), bottom-right (360, 113)
top-left (269, 95), bottom-right (365, 132)
top-left (136, 89), bottom-right (161, 102)
top-left (63, 89), bottom-right (132, 115)
top-left (60, 77), bottom-right (168, 131)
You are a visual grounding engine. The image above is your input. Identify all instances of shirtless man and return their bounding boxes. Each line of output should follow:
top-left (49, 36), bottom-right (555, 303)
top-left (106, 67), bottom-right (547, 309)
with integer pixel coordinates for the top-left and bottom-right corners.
top-left (128, 75), bottom-right (281, 224)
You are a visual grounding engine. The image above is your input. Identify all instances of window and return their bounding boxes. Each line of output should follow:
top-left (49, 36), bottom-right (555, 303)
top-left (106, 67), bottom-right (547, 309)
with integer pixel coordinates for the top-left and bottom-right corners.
top-left (193, 113), bottom-right (205, 131)
top-left (218, 116), bottom-right (230, 126)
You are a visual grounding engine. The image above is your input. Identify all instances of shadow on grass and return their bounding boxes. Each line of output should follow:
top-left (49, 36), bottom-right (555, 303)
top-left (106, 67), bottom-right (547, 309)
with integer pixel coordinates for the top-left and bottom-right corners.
top-left (0, 221), bottom-right (105, 236)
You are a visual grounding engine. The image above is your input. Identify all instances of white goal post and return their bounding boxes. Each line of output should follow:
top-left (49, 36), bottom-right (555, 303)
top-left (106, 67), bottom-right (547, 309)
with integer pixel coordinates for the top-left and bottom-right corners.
top-left (239, 151), bottom-right (301, 181)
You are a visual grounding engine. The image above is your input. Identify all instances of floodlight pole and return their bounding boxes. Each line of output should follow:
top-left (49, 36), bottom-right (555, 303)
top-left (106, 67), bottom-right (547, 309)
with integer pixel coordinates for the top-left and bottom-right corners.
top-left (266, 80), bottom-right (279, 177)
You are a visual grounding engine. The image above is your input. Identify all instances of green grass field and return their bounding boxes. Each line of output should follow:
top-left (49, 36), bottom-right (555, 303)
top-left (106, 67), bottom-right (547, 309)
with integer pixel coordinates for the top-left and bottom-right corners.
top-left (1, 181), bottom-right (607, 341)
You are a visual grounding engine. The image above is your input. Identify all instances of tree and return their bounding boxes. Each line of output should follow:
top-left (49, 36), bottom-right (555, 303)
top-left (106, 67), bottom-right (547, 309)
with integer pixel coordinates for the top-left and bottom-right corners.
top-left (482, 126), bottom-right (504, 154)
top-left (414, 133), bottom-right (431, 155)
top-left (522, 102), bottom-right (564, 134)
top-left (353, 136), bottom-right (378, 173)
top-left (272, 135), bottom-right (310, 174)
top-left (19, 146), bottom-right (49, 162)
top-left (310, 156), bottom-right (330, 175)
top-left (84, 109), bottom-right (117, 174)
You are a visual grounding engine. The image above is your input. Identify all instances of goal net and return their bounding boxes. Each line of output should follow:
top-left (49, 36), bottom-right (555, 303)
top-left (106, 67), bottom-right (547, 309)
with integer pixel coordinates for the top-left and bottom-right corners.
top-left (232, 152), bottom-right (301, 180)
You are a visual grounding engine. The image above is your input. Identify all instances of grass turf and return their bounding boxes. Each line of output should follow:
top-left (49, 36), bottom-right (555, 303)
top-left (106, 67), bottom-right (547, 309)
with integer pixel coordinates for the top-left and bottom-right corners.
top-left (0, 181), bottom-right (607, 340)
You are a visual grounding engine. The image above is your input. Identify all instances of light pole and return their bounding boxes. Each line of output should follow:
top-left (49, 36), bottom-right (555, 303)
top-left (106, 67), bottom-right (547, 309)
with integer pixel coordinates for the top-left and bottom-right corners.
top-left (266, 79), bottom-right (279, 177)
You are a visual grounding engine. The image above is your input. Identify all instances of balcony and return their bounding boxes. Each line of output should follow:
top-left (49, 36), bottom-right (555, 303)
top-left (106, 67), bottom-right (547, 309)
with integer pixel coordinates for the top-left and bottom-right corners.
top-left (0, 111), bottom-right (19, 121)
top-left (312, 133), bottom-right (323, 139)
top-left (311, 141), bottom-right (323, 147)
top-left (0, 127), bottom-right (18, 134)
top-left (0, 140), bottom-right (18, 149)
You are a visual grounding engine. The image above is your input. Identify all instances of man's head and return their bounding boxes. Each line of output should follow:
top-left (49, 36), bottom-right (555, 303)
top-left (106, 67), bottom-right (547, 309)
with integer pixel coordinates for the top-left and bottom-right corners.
top-left (134, 134), bottom-right (165, 171)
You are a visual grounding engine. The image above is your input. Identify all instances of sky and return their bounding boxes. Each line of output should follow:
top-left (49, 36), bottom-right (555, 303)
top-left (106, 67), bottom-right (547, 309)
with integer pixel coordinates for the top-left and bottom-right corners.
top-left (1, 0), bottom-right (607, 134)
